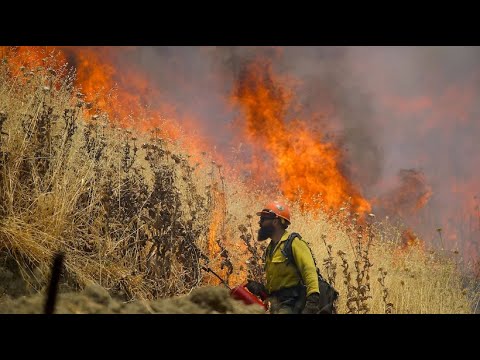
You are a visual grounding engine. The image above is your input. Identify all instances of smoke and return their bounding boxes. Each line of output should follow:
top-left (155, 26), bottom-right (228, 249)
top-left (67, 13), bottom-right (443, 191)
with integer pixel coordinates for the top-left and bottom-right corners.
top-left (375, 169), bottom-right (433, 219)
top-left (276, 47), bottom-right (384, 192)
top-left (343, 47), bottom-right (480, 255)
top-left (109, 46), bottom-right (237, 151)
top-left (103, 46), bottom-right (479, 258)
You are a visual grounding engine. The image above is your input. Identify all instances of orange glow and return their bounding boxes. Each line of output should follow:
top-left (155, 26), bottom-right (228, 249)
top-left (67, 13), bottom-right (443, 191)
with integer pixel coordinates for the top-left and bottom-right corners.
top-left (232, 59), bottom-right (371, 214)
top-left (207, 186), bottom-right (224, 257)
top-left (1, 46), bottom-right (188, 141)
top-left (5, 46), bottom-right (477, 263)
top-left (392, 228), bottom-right (425, 266)
top-left (206, 181), bottom-right (248, 286)
top-left (206, 184), bottom-right (231, 286)
top-left (2, 45), bottom-right (239, 278)
top-left (377, 83), bottom-right (478, 259)
top-left (375, 169), bottom-right (433, 219)
top-left (382, 95), bottom-right (433, 114)
top-left (0, 46), bottom-right (67, 74)
top-left (401, 229), bottom-right (424, 250)
top-left (60, 47), bottom-right (184, 137)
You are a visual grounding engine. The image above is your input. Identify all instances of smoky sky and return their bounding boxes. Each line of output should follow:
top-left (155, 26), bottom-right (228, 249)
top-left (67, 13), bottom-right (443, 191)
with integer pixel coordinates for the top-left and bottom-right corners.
top-left (113, 46), bottom-right (480, 256)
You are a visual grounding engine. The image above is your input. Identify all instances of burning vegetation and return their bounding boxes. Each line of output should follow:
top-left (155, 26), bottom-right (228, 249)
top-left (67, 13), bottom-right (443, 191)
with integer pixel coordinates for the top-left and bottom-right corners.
top-left (231, 59), bottom-right (371, 214)
top-left (0, 47), bottom-right (479, 314)
top-left (375, 169), bottom-right (433, 220)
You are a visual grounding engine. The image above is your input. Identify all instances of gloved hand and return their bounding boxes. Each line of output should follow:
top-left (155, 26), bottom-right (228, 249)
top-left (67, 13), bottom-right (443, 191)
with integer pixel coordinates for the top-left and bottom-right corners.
top-left (245, 280), bottom-right (268, 300)
top-left (302, 293), bottom-right (321, 314)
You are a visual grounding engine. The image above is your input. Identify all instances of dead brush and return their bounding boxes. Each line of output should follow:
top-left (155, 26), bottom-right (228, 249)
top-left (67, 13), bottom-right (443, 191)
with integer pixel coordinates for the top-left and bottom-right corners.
top-left (82, 118), bottom-right (107, 163)
top-left (322, 234), bottom-right (337, 287)
top-left (0, 48), bottom-right (222, 301)
top-left (121, 134), bottom-right (138, 173)
top-left (238, 216), bottom-right (266, 283)
top-left (378, 267), bottom-right (394, 314)
top-left (132, 139), bottom-right (220, 296)
top-left (2, 47), bottom-right (477, 314)
top-left (338, 249), bottom-right (357, 313)
top-left (335, 211), bottom-right (376, 314)
top-left (0, 111), bottom-right (7, 137)
top-left (0, 110), bottom-right (8, 218)
top-left (206, 160), bottom-right (234, 281)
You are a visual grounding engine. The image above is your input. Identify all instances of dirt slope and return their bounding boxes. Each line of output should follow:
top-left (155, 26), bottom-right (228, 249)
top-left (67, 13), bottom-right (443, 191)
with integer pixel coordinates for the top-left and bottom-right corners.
top-left (0, 259), bottom-right (265, 314)
top-left (0, 283), bottom-right (266, 314)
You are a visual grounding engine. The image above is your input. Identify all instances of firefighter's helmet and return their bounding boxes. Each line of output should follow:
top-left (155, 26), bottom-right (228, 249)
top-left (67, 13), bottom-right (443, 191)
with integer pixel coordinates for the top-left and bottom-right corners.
top-left (256, 201), bottom-right (291, 224)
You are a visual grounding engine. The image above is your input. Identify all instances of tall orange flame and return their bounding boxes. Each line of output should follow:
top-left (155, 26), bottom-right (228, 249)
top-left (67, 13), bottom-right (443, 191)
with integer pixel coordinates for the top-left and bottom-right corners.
top-left (232, 59), bottom-right (371, 213)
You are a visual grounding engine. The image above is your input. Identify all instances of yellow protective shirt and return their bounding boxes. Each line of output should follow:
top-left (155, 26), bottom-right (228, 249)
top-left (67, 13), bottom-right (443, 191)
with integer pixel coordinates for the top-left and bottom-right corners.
top-left (264, 231), bottom-right (320, 297)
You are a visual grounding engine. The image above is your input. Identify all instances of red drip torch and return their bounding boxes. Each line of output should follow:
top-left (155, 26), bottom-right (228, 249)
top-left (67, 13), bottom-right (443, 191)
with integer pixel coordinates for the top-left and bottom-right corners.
top-left (201, 266), bottom-right (268, 311)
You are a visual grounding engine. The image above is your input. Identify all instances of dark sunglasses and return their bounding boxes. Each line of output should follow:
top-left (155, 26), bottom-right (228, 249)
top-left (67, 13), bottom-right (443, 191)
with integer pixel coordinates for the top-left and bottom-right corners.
top-left (260, 216), bottom-right (276, 224)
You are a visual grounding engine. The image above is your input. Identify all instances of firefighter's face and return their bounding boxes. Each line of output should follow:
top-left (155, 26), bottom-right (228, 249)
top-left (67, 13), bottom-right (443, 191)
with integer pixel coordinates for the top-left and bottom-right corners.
top-left (258, 216), bottom-right (276, 241)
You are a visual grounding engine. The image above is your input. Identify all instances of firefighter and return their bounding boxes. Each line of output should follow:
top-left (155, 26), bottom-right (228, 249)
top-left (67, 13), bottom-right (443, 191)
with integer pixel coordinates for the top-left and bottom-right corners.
top-left (245, 201), bottom-right (322, 314)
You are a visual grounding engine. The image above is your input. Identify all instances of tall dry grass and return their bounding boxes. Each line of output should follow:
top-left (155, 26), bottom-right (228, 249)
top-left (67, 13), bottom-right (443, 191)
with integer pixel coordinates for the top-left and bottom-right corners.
top-left (292, 204), bottom-right (479, 313)
top-left (0, 47), bottom-right (478, 313)
top-left (0, 48), bottom-right (220, 300)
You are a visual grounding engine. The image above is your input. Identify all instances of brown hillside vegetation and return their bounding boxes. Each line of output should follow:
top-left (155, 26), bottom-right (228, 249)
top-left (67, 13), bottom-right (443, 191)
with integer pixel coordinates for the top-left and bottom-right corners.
top-left (0, 47), bottom-right (479, 314)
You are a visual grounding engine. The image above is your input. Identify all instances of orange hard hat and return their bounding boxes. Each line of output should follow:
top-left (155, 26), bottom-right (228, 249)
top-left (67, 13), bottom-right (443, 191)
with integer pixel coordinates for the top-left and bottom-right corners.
top-left (256, 200), bottom-right (291, 224)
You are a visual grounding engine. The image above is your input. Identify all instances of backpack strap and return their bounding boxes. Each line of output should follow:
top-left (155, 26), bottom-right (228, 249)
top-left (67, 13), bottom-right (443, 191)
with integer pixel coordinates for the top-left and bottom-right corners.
top-left (281, 232), bottom-right (302, 267)
top-left (281, 232), bottom-right (339, 312)
top-left (281, 232), bottom-right (327, 283)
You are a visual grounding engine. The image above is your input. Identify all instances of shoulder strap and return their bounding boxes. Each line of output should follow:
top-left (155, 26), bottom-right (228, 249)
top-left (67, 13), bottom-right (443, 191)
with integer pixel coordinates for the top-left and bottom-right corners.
top-left (282, 233), bottom-right (339, 308)
top-left (282, 232), bottom-right (327, 281)
top-left (281, 232), bottom-right (302, 267)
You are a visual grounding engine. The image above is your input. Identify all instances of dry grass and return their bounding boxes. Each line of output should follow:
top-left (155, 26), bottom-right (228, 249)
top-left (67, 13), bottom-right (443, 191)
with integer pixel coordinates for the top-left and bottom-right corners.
top-left (293, 207), bottom-right (479, 313)
top-left (0, 48), bottom-right (217, 300)
top-left (0, 47), bottom-right (478, 313)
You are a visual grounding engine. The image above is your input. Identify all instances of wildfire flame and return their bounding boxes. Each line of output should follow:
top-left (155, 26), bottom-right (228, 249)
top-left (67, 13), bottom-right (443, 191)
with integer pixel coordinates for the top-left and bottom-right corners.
top-left (232, 59), bottom-right (371, 213)
top-left (4, 46), bottom-right (477, 262)
top-left (1, 46), bottom-right (230, 270)
top-left (62, 46), bottom-right (187, 139)
top-left (376, 169), bottom-right (433, 219)
top-left (401, 228), bottom-right (424, 250)
top-left (0, 46), bottom-right (195, 143)
top-left (207, 185), bottom-right (224, 256)
top-left (2, 47), bottom-right (371, 215)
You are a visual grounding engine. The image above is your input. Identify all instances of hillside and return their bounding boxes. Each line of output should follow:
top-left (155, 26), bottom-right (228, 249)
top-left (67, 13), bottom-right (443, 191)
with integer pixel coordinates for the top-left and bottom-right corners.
top-left (0, 47), bottom-right (478, 314)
